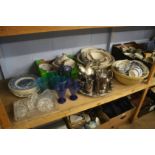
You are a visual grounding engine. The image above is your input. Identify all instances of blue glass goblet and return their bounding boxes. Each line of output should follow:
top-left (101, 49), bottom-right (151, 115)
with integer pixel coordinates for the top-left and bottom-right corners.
top-left (54, 76), bottom-right (68, 104)
top-left (69, 80), bottom-right (79, 101)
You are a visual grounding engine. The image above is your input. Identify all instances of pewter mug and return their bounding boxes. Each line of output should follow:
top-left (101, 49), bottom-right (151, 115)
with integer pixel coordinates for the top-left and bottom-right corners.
top-left (79, 67), bottom-right (113, 96)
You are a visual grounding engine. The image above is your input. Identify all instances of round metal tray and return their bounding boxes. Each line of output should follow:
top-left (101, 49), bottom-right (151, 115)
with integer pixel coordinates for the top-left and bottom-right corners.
top-left (79, 89), bottom-right (110, 97)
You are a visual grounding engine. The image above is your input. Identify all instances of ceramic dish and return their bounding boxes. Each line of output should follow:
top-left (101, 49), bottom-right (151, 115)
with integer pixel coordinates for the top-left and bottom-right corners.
top-left (52, 54), bottom-right (75, 69)
top-left (8, 74), bottom-right (39, 97)
top-left (129, 69), bottom-right (141, 77)
top-left (9, 87), bottom-right (39, 97)
top-left (76, 48), bottom-right (114, 68)
top-left (115, 60), bottom-right (131, 74)
top-left (39, 63), bottom-right (52, 71)
top-left (129, 66), bottom-right (143, 77)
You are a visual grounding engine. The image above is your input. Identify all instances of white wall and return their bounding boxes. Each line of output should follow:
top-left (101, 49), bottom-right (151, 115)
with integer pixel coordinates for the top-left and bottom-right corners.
top-left (0, 27), bottom-right (154, 79)
top-left (0, 29), bottom-right (109, 79)
top-left (109, 27), bottom-right (155, 49)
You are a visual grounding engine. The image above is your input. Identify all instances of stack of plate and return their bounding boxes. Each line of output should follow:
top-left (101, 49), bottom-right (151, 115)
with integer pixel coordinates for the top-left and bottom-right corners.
top-left (76, 48), bottom-right (114, 69)
top-left (8, 74), bottom-right (39, 97)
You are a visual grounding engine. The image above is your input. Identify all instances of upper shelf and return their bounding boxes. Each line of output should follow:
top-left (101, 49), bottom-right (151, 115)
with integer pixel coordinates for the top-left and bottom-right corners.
top-left (0, 26), bottom-right (112, 37)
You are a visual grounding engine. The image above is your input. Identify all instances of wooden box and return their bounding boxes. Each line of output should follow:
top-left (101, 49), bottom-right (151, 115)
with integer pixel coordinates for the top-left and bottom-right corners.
top-left (98, 108), bottom-right (135, 128)
top-left (98, 97), bottom-right (136, 129)
top-left (111, 42), bottom-right (151, 68)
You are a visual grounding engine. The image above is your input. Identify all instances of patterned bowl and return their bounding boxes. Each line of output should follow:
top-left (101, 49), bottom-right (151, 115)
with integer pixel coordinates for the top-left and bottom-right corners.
top-left (8, 74), bottom-right (39, 97)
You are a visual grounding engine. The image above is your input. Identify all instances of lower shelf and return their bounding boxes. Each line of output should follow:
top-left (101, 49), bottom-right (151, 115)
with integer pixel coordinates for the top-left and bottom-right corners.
top-left (64, 97), bottom-right (135, 129)
top-left (0, 78), bottom-right (155, 129)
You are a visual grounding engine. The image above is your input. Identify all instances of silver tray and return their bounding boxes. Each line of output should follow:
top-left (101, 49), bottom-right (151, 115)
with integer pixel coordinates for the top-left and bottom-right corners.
top-left (79, 89), bottom-right (111, 97)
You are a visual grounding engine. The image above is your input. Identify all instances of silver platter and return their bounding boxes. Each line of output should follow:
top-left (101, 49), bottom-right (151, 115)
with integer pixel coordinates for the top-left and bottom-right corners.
top-left (79, 89), bottom-right (111, 98)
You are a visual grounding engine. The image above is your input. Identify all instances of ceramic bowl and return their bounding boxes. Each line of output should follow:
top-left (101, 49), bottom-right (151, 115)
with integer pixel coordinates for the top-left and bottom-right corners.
top-left (129, 69), bottom-right (141, 77)
top-left (55, 54), bottom-right (69, 65)
top-left (8, 74), bottom-right (39, 97)
top-left (52, 54), bottom-right (75, 69)
top-left (115, 60), bottom-right (131, 74)
top-left (63, 59), bottom-right (75, 68)
top-left (39, 63), bottom-right (52, 71)
top-left (129, 63), bottom-right (143, 75)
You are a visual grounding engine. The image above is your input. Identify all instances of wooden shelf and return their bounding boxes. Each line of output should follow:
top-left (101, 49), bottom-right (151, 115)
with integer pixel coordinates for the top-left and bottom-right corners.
top-left (0, 26), bottom-right (112, 37)
top-left (0, 26), bottom-right (154, 129)
top-left (0, 79), bottom-right (155, 129)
